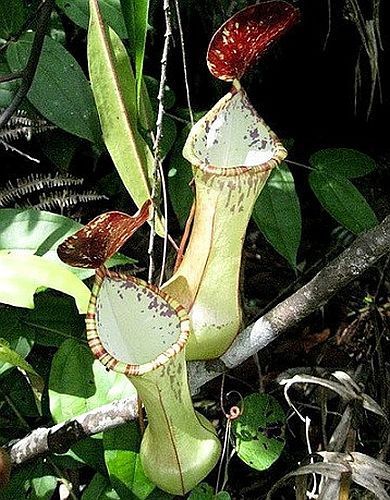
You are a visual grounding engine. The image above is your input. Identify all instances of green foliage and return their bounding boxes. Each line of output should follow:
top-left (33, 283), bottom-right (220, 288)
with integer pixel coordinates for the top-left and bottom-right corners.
top-left (0, 0), bottom-right (27, 39)
top-left (232, 393), bottom-right (286, 471)
top-left (309, 148), bottom-right (376, 178)
top-left (253, 162), bottom-right (301, 267)
top-left (188, 483), bottom-right (231, 499)
top-left (103, 423), bottom-right (155, 499)
top-left (0, 460), bottom-right (57, 500)
top-left (0, 208), bottom-right (134, 280)
top-left (168, 125), bottom-right (194, 228)
top-left (56, 0), bottom-right (127, 38)
top-left (0, 253), bottom-right (90, 313)
top-left (6, 33), bottom-right (100, 143)
top-left (309, 170), bottom-right (378, 234)
top-left (49, 339), bottom-right (136, 422)
top-left (87, 0), bottom-right (165, 233)
top-left (81, 473), bottom-right (120, 499)
top-left (120, 0), bottom-right (149, 101)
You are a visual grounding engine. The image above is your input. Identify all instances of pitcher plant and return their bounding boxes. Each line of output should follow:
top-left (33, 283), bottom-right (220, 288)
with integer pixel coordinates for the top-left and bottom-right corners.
top-left (57, 202), bottom-right (221, 495)
top-left (163, 1), bottom-right (299, 359)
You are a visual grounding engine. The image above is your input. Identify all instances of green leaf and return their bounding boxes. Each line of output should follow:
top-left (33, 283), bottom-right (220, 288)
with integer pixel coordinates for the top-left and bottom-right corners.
top-left (21, 293), bottom-right (86, 347)
top-left (88, 1), bottom-right (163, 234)
top-left (188, 483), bottom-right (231, 499)
top-left (0, 307), bottom-right (32, 376)
top-left (120, 0), bottom-right (150, 102)
top-left (0, 460), bottom-right (57, 500)
top-left (0, 208), bottom-right (135, 280)
top-left (0, 61), bottom-right (19, 108)
top-left (0, 369), bottom-right (40, 417)
top-left (6, 33), bottom-right (100, 143)
top-left (82, 473), bottom-right (120, 500)
top-left (0, 340), bottom-right (43, 405)
top-left (39, 130), bottom-right (81, 171)
top-left (0, 339), bottom-right (39, 376)
top-left (0, 254), bottom-right (90, 313)
top-left (0, 0), bottom-right (27, 39)
top-left (253, 162), bottom-right (301, 267)
top-left (309, 148), bottom-right (376, 178)
top-left (103, 423), bottom-right (155, 499)
top-left (167, 125), bottom-right (194, 228)
top-left (56, 0), bottom-right (127, 39)
top-left (29, 462), bottom-right (57, 500)
top-left (232, 393), bottom-right (286, 471)
top-left (49, 339), bottom-right (136, 423)
top-left (309, 170), bottom-right (378, 234)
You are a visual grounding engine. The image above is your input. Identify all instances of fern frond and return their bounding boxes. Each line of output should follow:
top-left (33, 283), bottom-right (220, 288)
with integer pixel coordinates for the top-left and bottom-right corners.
top-left (0, 109), bottom-right (55, 143)
top-left (31, 191), bottom-right (108, 212)
top-left (0, 173), bottom-right (84, 206)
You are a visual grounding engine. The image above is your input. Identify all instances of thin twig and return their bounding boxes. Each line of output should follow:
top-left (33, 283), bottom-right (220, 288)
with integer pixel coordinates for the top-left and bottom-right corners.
top-left (0, 0), bottom-right (54, 130)
top-left (147, 0), bottom-right (172, 285)
top-left (0, 71), bottom-right (23, 83)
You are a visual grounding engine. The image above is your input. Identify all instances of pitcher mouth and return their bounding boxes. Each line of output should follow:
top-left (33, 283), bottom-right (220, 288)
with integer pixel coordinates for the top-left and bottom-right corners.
top-left (183, 87), bottom-right (287, 177)
top-left (86, 267), bottom-right (190, 376)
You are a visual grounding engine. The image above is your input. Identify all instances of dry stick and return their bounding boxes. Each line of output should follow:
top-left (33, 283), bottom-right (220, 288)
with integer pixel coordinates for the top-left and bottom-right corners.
top-left (0, 0), bottom-right (54, 130)
top-left (147, 0), bottom-right (172, 285)
top-left (6, 215), bottom-right (390, 465)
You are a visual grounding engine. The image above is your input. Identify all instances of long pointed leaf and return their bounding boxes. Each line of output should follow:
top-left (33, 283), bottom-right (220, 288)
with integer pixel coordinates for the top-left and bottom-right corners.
top-left (120, 0), bottom-right (149, 103)
top-left (88, 0), bottom-right (162, 233)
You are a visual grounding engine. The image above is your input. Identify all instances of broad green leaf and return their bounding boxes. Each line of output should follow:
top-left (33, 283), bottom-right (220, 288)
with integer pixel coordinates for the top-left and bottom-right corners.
top-left (0, 254), bottom-right (90, 313)
top-left (253, 162), bottom-right (301, 267)
top-left (21, 293), bottom-right (86, 347)
top-left (82, 473), bottom-right (120, 500)
top-left (0, 208), bottom-right (135, 280)
top-left (167, 125), bottom-right (194, 228)
top-left (120, 0), bottom-right (150, 102)
top-left (0, 0), bottom-right (27, 39)
top-left (88, 1), bottom-right (163, 234)
top-left (309, 170), bottom-right (378, 234)
top-left (232, 393), bottom-right (286, 471)
top-left (49, 339), bottom-right (136, 423)
top-left (7, 33), bottom-right (100, 143)
top-left (309, 148), bottom-right (376, 178)
top-left (104, 423), bottom-right (155, 499)
top-left (56, 0), bottom-right (127, 38)
top-left (188, 483), bottom-right (231, 499)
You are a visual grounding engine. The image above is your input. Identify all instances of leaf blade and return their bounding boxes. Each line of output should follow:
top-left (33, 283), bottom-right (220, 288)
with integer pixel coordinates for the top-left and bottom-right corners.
top-left (88, 0), bottom-right (162, 232)
top-left (309, 148), bottom-right (376, 178)
top-left (6, 33), bottom-right (100, 143)
top-left (253, 162), bottom-right (301, 267)
top-left (0, 254), bottom-right (90, 313)
top-left (309, 170), bottom-right (378, 234)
